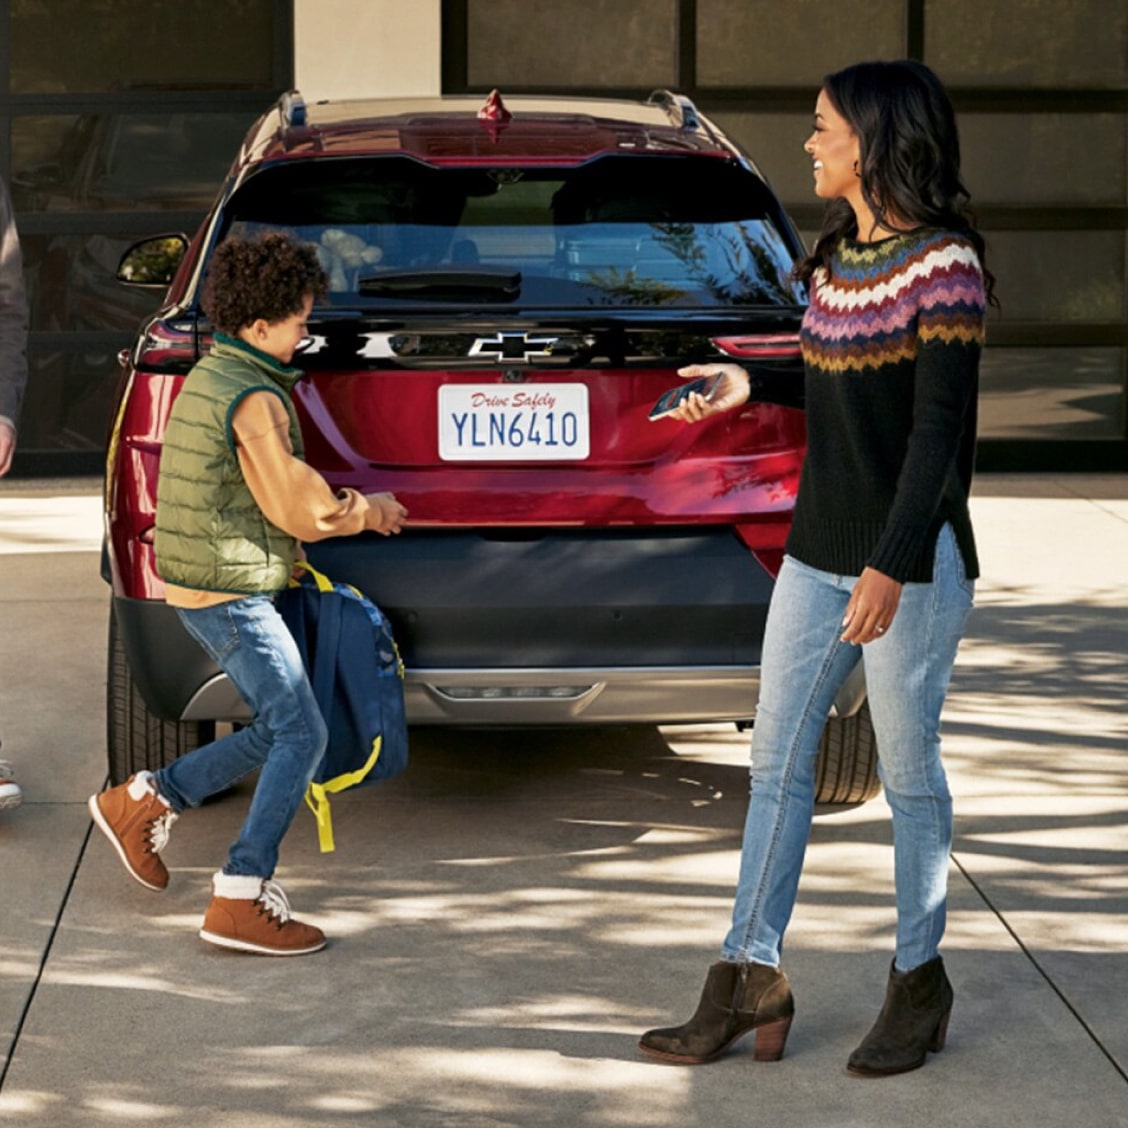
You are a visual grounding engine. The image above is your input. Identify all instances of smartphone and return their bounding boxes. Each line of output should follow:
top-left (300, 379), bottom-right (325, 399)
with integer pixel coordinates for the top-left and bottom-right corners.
top-left (648, 373), bottom-right (724, 421)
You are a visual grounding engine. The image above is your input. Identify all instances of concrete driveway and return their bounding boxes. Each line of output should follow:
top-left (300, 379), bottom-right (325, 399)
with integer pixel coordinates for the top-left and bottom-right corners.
top-left (0, 474), bottom-right (1125, 1126)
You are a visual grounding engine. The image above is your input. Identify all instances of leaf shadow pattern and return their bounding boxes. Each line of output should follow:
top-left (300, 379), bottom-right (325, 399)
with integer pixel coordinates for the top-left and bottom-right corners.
top-left (6, 592), bottom-right (1128, 1123)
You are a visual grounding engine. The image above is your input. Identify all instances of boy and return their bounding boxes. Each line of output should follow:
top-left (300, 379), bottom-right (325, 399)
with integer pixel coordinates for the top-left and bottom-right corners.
top-left (89, 232), bottom-right (406, 955)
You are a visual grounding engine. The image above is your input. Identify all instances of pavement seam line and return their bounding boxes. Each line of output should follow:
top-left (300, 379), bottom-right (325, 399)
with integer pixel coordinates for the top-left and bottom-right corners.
top-left (0, 813), bottom-right (97, 1092)
top-left (1057, 481), bottom-right (1128, 526)
top-left (951, 850), bottom-right (1128, 1087)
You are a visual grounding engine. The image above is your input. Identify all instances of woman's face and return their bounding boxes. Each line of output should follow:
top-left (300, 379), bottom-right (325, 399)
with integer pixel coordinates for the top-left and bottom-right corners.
top-left (804, 89), bottom-right (862, 204)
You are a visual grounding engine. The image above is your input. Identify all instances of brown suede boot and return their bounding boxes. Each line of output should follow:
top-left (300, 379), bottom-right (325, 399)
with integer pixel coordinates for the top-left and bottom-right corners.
top-left (88, 772), bottom-right (178, 891)
top-left (639, 960), bottom-right (794, 1064)
top-left (199, 874), bottom-right (326, 956)
top-left (847, 956), bottom-right (953, 1077)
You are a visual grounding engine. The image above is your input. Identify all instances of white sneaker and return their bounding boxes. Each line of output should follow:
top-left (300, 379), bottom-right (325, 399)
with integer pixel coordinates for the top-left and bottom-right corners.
top-left (0, 759), bottom-right (22, 811)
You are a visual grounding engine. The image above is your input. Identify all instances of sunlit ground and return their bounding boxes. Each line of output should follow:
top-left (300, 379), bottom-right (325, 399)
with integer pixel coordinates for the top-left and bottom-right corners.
top-left (2, 480), bottom-right (1126, 1124)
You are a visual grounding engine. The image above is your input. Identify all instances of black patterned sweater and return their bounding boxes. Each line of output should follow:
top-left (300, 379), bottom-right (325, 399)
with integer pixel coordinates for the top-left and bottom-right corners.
top-left (786, 227), bottom-right (987, 583)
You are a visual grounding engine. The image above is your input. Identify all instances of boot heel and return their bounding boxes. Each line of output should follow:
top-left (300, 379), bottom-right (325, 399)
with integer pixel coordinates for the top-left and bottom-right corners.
top-left (752, 1014), bottom-right (792, 1062)
top-left (928, 1009), bottom-right (951, 1054)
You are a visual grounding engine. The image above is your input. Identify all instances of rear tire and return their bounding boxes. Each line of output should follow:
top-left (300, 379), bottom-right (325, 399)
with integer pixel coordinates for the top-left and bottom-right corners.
top-left (107, 611), bottom-right (214, 785)
top-left (815, 700), bottom-right (881, 806)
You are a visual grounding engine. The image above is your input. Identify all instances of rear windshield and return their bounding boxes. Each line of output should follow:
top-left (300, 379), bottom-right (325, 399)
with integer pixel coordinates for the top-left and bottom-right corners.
top-left (221, 154), bottom-right (806, 309)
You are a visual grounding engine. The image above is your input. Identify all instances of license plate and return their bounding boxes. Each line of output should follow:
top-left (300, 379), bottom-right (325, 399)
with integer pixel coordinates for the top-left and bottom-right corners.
top-left (438, 384), bottom-right (590, 461)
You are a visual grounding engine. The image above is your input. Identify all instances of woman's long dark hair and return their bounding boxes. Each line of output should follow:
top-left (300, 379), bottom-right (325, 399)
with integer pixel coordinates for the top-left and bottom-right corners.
top-left (794, 59), bottom-right (996, 305)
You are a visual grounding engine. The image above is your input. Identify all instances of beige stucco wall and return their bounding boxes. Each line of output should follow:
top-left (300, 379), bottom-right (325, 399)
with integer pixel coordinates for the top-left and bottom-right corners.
top-left (293, 0), bottom-right (442, 99)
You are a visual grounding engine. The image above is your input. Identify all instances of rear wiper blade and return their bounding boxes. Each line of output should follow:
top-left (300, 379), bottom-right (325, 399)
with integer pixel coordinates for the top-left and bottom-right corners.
top-left (358, 267), bottom-right (521, 298)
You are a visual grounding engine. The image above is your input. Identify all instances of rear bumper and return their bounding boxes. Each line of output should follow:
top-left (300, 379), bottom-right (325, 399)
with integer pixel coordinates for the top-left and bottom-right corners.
top-left (111, 592), bottom-right (764, 724)
top-left (113, 606), bottom-right (864, 728)
top-left (113, 525), bottom-right (869, 728)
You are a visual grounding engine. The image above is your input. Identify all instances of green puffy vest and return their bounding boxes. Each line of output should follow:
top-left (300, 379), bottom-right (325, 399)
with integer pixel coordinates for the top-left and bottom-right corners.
top-left (154, 336), bottom-right (306, 594)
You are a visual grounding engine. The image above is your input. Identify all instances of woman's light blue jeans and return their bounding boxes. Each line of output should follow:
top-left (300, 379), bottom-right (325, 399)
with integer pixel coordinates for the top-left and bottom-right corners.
top-left (154, 594), bottom-right (327, 880)
top-left (722, 525), bottom-right (974, 973)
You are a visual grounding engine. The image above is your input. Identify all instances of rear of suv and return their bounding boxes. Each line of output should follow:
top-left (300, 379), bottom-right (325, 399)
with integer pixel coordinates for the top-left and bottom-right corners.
top-left (103, 90), bottom-right (878, 804)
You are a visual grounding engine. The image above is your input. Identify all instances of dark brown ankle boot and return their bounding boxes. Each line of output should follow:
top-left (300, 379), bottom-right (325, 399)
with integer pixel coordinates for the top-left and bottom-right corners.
top-left (639, 960), bottom-right (794, 1064)
top-left (847, 956), bottom-right (953, 1077)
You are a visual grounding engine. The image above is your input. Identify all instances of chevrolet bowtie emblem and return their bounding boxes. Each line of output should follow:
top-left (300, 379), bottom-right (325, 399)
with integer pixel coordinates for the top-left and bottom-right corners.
top-left (469, 332), bottom-right (559, 363)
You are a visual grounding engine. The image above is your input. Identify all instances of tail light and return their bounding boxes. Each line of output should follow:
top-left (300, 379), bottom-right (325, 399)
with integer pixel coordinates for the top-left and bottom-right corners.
top-left (711, 333), bottom-right (801, 360)
top-left (711, 333), bottom-right (805, 410)
top-left (134, 319), bottom-right (197, 372)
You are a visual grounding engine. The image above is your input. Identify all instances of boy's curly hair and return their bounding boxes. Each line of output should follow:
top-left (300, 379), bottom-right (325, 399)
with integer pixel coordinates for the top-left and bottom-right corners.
top-left (201, 231), bottom-right (328, 334)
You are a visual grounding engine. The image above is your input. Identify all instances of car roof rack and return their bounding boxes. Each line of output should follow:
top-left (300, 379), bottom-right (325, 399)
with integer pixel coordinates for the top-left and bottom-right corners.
top-left (647, 89), bottom-right (702, 132)
top-left (279, 89), bottom-right (308, 128)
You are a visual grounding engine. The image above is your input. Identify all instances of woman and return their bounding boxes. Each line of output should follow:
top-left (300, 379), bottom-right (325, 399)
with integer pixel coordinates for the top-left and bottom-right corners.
top-left (639, 59), bottom-right (993, 1076)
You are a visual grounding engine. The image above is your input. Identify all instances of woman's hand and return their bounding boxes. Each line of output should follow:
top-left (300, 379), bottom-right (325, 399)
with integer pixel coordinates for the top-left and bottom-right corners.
top-left (366, 491), bottom-right (408, 535)
top-left (665, 364), bottom-right (750, 423)
top-left (841, 567), bottom-right (902, 645)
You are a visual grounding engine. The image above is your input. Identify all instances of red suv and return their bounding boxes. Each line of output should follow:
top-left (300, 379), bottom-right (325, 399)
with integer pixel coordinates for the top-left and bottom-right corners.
top-left (103, 90), bottom-right (878, 803)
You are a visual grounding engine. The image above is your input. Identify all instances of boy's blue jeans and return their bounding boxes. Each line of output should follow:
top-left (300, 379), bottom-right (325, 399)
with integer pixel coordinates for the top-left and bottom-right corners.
top-left (154, 594), bottom-right (327, 880)
top-left (721, 524), bottom-right (974, 973)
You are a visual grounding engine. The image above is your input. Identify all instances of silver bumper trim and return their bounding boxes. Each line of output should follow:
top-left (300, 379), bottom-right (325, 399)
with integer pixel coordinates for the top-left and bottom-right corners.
top-left (181, 663), bottom-right (866, 728)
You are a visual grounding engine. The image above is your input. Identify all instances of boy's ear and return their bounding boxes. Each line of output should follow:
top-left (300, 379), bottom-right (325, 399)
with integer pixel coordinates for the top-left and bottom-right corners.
top-left (235, 317), bottom-right (269, 350)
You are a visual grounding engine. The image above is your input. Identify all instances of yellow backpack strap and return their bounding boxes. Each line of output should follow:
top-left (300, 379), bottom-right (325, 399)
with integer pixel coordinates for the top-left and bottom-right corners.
top-left (290, 559), bottom-right (335, 592)
top-left (303, 734), bottom-right (383, 852)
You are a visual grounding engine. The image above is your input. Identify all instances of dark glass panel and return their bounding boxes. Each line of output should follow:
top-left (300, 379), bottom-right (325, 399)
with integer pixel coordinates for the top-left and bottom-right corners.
top-left (10, 0), bottom-right (274, 93)
top-left (925, 0), bottom-right (1128, 88)
top-left (10, 111), bottom-right (256, 213)
top-left (21, 232), bottom-right (165, 336)
top-left (466, 0), bottom-right (676, 88)
top-left (987, 232), bottom-right (1125, 323)
top-left (980, 347), bottom-right (1125, 439)
top-left (697, 0), bottom-right (903, 86)
top-left (21, 348), bottom-right (128, 453)
top-left (960, 114), bottom-right (1128, 206)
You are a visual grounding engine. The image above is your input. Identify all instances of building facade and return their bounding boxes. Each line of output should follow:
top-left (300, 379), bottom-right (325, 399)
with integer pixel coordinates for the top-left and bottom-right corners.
top-left (1, 0), bottom-right (1125, 472)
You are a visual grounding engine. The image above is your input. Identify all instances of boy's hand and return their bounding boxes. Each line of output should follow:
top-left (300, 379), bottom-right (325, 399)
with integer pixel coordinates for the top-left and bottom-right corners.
top-left (366, 491), bottom-right (408, 535)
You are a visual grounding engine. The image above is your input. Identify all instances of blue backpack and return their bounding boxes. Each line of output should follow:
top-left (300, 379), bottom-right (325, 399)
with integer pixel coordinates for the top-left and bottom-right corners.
top-left (276, 562), bottom-right (408, 852)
